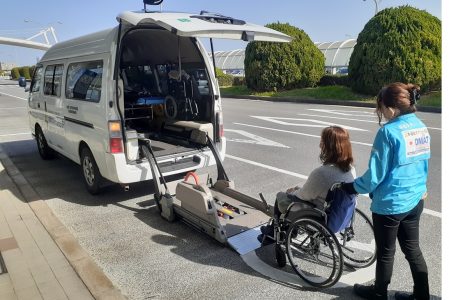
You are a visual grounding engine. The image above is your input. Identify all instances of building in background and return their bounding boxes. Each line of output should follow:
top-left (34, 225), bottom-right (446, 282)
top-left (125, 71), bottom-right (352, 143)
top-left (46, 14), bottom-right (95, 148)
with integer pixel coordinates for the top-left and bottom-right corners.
top-left (210, 38), bottom-right (356, 76)
top-left (0, 61), bottom-right (17, 77)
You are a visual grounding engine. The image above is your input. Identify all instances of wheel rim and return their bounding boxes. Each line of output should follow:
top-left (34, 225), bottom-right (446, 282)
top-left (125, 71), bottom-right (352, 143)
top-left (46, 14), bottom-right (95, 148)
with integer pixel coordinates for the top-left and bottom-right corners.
top-left (83, 156), bottom-right (95, 186)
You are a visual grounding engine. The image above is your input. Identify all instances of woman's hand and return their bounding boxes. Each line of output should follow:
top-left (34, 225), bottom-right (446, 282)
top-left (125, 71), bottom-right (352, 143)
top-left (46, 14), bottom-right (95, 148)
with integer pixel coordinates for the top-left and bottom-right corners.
top-left (286, 186), bottom-right (299, 194)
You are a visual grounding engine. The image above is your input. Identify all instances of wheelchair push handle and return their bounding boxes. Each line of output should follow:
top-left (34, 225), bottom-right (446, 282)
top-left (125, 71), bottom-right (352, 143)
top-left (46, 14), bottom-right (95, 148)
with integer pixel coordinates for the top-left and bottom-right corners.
top-left (330, 182), bottom-right (343, 191)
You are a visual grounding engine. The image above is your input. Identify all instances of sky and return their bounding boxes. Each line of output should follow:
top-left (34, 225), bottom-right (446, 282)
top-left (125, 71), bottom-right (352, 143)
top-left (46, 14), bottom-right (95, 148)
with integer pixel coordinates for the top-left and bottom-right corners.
top-left (0, 0), bottom-right (442, 66)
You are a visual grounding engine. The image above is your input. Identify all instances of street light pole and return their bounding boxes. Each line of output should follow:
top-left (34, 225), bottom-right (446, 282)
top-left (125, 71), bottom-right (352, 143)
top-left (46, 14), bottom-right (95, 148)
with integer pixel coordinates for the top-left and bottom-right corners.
top-left (363, 0), bottom-right (381, 15)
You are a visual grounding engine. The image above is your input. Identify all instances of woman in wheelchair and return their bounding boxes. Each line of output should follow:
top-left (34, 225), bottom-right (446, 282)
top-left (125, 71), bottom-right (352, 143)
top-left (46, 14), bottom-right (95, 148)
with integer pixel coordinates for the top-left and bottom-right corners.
top-left (259, 126), bottom-right (355, 243)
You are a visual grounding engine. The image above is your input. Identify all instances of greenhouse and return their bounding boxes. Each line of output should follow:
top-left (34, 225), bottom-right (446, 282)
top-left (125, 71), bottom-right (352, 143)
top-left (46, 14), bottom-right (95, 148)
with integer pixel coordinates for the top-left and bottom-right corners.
top-left (211, 38), bottom-right (357, 76)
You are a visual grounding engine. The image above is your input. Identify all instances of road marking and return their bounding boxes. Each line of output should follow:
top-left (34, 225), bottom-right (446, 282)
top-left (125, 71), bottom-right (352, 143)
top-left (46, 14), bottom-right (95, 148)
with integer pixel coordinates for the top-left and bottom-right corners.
top-left (298, 113), bottom-right (380, 123)
top-left (234, 122), bottom-right (373, 147)
top-left (225, 129), bottom-right (289, 148)
top-left (241, 250), bottom-right (376, 288)
top-left (308, 108), bottom-right (377, 117)
top-left (0, 107), bottom-right (27, 110)
top-left (0, 91), bottom-right (28, 101)
top-left (226, 154), bottom-right (308, 179)
top-left (0, 132), bottom-right (30, 137)
top-left (298, 113), bottom-right (441, 130)
top-left (226, 154), bottom-right (441, 219)
top-left (251, 116), bottom-right (368, 131)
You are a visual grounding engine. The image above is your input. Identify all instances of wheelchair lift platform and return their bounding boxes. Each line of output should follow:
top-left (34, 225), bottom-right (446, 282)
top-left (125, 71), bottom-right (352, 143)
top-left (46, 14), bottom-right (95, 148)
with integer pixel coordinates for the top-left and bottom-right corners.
top-left (139, 132), bottom-right (271, 255)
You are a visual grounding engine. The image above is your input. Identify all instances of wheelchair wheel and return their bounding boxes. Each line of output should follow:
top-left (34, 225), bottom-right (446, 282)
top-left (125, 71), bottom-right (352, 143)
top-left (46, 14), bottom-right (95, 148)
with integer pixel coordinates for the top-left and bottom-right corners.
top-left (286, 217), bottom-right (343, 288)
top-left (275, 244), bottom-right (287, 268)
top-left (338, 208), bottom-right (376, 268)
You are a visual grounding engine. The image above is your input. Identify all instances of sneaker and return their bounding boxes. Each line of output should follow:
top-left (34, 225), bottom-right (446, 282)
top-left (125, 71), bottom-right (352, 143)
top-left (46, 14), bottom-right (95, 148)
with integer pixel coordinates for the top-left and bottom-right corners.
top-left (353, 284), bottom-right (388, 300)
top-left (257, 234), bottom-right (274, 246)
top-left (394, 292), bottom-right (414, 300)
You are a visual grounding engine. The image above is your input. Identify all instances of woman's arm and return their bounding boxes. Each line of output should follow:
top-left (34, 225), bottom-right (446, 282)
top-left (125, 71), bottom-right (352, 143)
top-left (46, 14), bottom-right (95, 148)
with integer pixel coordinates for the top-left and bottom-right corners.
top-left (354, 128), bottom-right (392, 194)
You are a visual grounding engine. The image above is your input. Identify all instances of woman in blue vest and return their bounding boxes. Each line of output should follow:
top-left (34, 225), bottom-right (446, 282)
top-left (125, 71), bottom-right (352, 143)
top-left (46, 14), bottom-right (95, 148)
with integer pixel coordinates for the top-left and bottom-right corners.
top-left (343, 82), bottom-right (431, 300)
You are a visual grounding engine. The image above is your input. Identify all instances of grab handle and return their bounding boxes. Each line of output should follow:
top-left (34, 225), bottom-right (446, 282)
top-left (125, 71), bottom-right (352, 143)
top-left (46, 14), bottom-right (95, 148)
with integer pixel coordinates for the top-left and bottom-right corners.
top-left (184, 172), bottom-right (200, 185)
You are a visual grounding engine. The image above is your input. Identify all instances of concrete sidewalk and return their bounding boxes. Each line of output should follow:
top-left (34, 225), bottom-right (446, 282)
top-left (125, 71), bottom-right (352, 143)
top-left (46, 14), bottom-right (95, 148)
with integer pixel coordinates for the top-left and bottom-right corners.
top-left (0, 149), bottom-right (125, 299)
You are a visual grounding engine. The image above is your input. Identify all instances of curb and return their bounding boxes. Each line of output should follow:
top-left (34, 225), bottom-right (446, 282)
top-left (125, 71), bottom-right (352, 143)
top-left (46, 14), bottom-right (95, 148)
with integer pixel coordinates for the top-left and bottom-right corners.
top-left (222, 94), bottom-right (441, 113)
top-left (0, 145), bottom-right (126, 300)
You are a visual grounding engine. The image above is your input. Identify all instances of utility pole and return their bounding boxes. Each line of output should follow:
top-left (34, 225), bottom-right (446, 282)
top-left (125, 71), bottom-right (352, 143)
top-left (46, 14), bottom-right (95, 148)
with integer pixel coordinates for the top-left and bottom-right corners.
top-left (363, 0), bottom-right (381, 15)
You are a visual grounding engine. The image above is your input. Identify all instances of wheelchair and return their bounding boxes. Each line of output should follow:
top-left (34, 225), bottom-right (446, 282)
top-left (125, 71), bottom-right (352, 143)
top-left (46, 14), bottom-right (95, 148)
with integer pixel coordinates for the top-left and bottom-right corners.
top-left (260, 185), bottom-right (376, 288)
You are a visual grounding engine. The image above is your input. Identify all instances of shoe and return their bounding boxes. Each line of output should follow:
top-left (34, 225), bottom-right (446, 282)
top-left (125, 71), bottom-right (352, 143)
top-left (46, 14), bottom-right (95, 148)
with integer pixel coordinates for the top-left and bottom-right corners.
top-left (394, 291), bottom-right (414, 300)
top-left (353, 284), bottom-right (388, 300)
top-left (260, 224), bottom-right (274, 237)
top-left (257, 234), bottom-right (274, 246)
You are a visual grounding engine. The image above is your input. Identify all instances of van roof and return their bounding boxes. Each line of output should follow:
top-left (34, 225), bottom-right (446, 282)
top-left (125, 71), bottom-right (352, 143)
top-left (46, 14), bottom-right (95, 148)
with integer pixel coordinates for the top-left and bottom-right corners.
top-left (39, 11), bottom-right (291, 63)
top-left (40, 28), bottom-right (118, 63)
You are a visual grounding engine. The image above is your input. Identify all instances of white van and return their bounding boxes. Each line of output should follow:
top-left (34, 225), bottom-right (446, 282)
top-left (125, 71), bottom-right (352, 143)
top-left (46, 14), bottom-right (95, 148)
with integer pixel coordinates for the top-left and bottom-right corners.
top-left (27, 10), bottom-right (291, 194)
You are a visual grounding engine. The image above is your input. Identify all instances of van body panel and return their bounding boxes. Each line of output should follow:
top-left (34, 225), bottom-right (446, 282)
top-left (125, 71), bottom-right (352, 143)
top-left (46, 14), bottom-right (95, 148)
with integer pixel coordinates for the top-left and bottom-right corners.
top-left (104, 149), bottom-right (218, 184)
top-left (40, 28), bottom-right (118, 62)
top-left (117, 11), bottom-right (292, 43)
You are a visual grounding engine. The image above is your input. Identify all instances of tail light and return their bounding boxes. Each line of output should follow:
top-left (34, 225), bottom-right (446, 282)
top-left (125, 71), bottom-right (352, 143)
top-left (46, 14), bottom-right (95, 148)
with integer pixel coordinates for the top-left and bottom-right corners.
top-left (108, 121), bottom-right (123, 153)
top-left (216, 112), bottom-right (224, 142)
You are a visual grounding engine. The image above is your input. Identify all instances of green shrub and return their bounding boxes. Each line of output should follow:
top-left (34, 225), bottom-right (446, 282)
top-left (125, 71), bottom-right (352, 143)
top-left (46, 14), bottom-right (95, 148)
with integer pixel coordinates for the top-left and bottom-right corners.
top-left (18, 66), bottom-right (31, 79)
top-left (232, 76), bottom-right (245, 86)
top-left (245, 23), bottom-right (324, 92)
top-left (349, 6), bottom-right (441, 95)
top-left (10, 67), bottom-right (20, 79)
top-left (319, 75), bottom-right (350, 87)
top-left (215, 68), bottom-right (234, 87)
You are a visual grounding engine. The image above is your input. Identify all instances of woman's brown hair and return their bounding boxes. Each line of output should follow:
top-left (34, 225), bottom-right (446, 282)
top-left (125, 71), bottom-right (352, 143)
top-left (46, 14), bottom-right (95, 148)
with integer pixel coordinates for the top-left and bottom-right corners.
top-left (319, 126), bottom-right (353, 172)
top-left (376, 82), bottom-right (420, 124)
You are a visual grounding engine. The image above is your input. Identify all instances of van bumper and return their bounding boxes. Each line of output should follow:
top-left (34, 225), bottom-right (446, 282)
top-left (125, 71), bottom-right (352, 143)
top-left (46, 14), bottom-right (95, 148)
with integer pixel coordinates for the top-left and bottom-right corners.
top-left (103, 138), bottom-right (226, 184)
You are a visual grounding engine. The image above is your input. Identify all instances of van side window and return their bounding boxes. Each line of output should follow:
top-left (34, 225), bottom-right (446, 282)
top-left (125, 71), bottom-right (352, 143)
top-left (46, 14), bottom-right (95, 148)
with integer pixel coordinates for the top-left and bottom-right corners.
top-left (44, 64), bottom-right (64, 96)
top-left (66, 61), bottom-right (103, 102)
top-left (30, 66), bottom-right (43, 93)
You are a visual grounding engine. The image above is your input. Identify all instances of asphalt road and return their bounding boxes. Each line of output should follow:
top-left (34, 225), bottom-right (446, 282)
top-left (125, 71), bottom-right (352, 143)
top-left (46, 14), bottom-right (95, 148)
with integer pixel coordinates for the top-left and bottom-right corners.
top-left (0, 80), bottom-right (442, 299)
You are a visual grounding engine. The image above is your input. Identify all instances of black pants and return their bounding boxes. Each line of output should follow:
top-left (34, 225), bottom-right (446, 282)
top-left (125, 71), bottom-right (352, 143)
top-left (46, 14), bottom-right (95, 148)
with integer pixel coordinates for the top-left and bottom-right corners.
top-left (373, 200), bottom-right (429, 299)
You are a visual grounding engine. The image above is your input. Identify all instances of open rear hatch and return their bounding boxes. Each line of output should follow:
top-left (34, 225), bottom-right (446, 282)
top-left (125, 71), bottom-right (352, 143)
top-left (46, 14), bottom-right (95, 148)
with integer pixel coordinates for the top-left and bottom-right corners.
top-left (117, 11), bottom-right (292, 42)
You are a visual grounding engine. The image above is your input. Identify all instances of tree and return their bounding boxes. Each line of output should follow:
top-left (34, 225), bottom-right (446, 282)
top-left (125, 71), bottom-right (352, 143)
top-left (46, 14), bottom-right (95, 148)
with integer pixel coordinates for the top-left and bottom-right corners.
top-left (11, 67), bottom-right (20, 79)
top-left (349, 6), bottom-right (441, 94)
top-left (245, 23), bottom-right (324, 92)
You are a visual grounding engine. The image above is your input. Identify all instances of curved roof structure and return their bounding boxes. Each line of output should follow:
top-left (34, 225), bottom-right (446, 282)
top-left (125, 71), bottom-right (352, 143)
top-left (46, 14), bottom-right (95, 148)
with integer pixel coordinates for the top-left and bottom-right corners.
top-left (211, 38), bottom-right (357, 75)
top-left (314, 39), bottom-right (356, 69)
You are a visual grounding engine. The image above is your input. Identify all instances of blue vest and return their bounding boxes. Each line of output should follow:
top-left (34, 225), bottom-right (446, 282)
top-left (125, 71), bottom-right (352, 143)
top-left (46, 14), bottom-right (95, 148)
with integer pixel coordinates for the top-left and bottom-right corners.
top-left (354, 113), bottom-right (430, 215)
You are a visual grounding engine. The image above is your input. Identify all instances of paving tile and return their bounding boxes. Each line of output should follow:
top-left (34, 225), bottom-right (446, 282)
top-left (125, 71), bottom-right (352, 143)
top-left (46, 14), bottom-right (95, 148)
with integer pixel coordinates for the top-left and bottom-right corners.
top-left (2, 249), bottom-right (42, 300)
top-left (0, 273), bottom-right (17, 300)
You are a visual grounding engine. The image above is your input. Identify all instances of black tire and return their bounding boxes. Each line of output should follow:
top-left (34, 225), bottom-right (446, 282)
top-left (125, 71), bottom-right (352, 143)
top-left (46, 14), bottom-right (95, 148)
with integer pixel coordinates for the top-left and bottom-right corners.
top-left (275, 244), bottom-right (287, 268)
top-left (164, 95), bottom-right (177, 119)
top-left (339, 208), bottom-right (377, 268)
top-left (80, 147), bottom-right (102, 195)
top-left (35, 126), bottom-right (55, 160)
top-left (286, 217), bottom-right (343, 288)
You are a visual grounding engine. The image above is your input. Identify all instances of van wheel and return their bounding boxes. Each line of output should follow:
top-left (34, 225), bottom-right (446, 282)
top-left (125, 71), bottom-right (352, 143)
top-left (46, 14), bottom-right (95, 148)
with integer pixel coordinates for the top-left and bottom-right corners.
top-left (36, 127), bottom-right (54, 160)
top-left (80, 147), bottom-right (102, 195)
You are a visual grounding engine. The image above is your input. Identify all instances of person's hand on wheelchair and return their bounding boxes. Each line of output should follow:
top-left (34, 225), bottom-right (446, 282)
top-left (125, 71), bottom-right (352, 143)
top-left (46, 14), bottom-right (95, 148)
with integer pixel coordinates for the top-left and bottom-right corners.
top-left (332, 181), bottom-right (358, 195)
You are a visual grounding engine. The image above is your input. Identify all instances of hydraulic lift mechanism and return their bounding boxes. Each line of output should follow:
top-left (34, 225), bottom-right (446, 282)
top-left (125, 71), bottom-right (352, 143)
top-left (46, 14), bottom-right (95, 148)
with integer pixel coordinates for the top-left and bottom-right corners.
top-left (138, 129), bottom-right (272, 255)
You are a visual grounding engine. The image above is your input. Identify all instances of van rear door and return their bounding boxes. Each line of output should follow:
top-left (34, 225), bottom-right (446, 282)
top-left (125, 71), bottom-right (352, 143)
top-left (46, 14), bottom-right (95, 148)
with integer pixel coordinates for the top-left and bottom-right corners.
top-left (117, 11), bottom-right (292, 42)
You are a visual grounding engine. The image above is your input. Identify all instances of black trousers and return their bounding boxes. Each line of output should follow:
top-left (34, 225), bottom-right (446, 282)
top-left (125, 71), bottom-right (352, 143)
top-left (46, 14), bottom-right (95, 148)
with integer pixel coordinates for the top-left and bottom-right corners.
top-left (372, 200), bottom-right (429, 299)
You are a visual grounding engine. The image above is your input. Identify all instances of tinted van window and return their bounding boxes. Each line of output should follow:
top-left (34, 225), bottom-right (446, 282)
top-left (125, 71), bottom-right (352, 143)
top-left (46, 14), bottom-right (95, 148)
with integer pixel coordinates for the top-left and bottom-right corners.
top-left (43, 64), bottom-right (64, 96)
top-left (66, 61), bottom-right (103, 102)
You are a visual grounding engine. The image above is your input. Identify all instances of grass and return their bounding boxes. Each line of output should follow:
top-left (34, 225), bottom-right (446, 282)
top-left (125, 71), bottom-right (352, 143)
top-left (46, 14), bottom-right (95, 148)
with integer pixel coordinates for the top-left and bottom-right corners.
top-left (220, 85), bottom-right (441, 108)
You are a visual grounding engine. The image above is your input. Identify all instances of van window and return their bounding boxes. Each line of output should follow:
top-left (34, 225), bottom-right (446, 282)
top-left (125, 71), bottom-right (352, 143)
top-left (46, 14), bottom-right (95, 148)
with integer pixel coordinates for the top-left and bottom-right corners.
top-left (44, 64), bottom-right (64, 96)
top-left (30, 65), bottom-right (43, 93)
top-left (66, 61), bottom-right (103, 102)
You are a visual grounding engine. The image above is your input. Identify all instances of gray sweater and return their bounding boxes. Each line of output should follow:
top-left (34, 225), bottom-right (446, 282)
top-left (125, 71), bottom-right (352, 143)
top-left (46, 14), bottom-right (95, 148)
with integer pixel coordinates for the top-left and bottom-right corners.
top-left (292, 164), bottom-right (356, 204)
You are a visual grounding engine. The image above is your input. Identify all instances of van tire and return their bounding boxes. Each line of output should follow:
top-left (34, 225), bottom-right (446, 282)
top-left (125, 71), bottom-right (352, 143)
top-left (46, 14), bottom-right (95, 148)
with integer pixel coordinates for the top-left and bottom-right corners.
top-left (80, 147), bottom-right (102, 195)
top-left (36, 127), bottom-right (55, 160)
